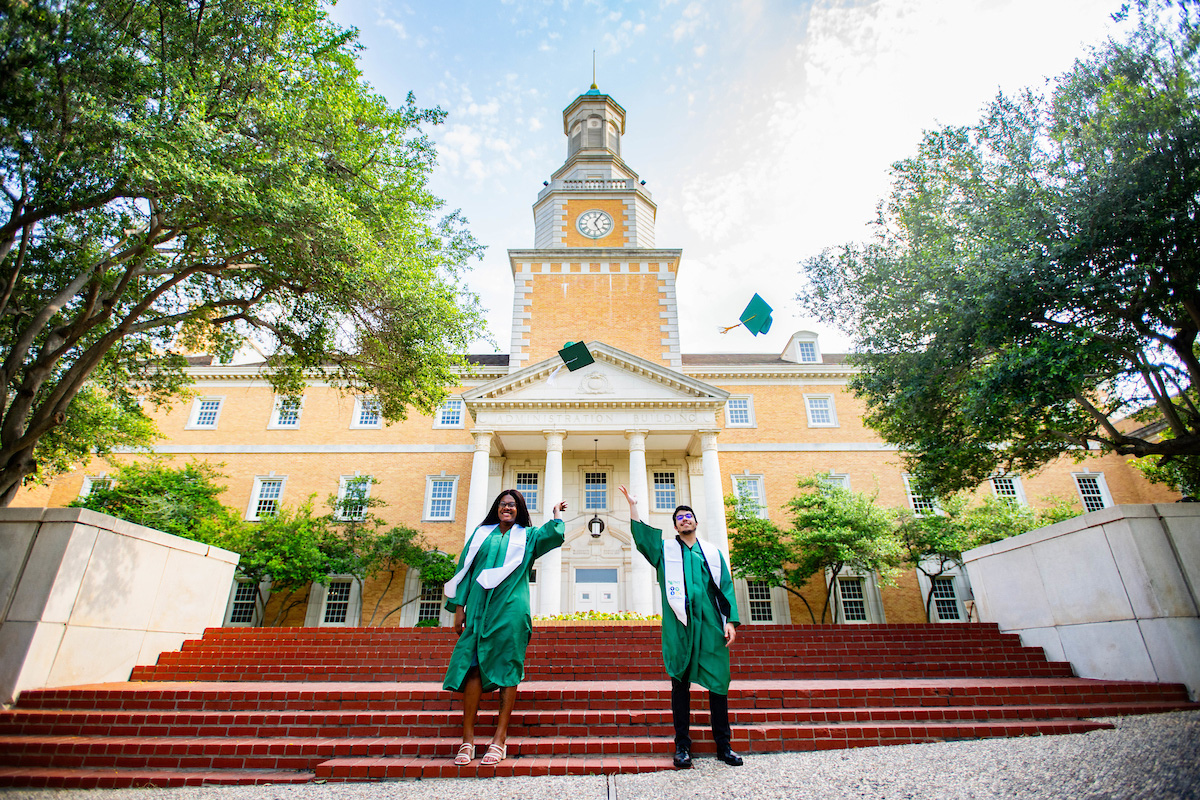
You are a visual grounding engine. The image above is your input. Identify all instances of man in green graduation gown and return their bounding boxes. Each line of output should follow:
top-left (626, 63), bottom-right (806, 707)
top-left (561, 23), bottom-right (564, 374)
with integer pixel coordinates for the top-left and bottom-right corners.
top-left (619, 484), bottom-right (744, 769)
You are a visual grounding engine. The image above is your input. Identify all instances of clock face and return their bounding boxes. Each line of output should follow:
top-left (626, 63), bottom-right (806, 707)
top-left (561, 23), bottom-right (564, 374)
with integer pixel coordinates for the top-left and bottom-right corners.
top-left (576, 209), bottom-right (614, 239)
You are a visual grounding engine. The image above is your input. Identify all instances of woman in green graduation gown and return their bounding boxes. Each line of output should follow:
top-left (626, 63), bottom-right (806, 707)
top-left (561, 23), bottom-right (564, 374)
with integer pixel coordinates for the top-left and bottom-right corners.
top-left (443, 489), bottom-right (566, 767)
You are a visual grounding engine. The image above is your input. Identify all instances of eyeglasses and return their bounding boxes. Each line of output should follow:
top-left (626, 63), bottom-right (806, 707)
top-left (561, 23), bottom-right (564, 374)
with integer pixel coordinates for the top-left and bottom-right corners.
top-left (674, 512), bottom-right (695, 521)
top-left (499, 502), bottom-right (518, 509)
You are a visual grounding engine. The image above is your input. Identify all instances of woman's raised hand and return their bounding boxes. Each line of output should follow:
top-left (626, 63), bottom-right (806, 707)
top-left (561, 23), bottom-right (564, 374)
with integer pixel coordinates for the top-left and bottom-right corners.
top-left (552, 500), bottom-right (568, 519)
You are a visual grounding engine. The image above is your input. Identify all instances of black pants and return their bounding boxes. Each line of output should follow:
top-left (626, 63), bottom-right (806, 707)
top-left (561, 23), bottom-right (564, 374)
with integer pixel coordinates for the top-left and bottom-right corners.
top-left (671, 677), bottom-right (731, 751)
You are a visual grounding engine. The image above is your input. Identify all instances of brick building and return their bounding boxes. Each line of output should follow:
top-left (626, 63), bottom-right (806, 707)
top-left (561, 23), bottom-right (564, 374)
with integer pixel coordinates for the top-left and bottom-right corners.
top-left (18, 85), bottom-right (1179, 628)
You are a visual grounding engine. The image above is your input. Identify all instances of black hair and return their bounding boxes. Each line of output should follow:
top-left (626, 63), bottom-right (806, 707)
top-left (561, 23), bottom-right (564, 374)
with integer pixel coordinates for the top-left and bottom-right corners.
top-left (480, 489), bottom-right (533, 528)
top-left (672, 505), bottom-right (697, 529)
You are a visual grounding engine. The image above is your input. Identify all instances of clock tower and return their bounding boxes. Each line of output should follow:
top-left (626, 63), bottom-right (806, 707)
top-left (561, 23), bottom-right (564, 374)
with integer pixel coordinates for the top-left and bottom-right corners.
top-left (508, 85), bottom-right (683, 372)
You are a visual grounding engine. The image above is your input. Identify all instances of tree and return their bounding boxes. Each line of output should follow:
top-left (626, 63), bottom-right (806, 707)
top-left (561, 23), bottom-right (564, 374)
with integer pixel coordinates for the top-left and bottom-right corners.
top-left (70, 458), bottom-right (239, 541)
top-left (0, 0), bottom-right (485, 504)
top-left (727, 476), bottom-right (903, 624)
top-left (797, 1), bottom-right (1200, 496)
top-left (896, 494), bottom-right (1079, 622)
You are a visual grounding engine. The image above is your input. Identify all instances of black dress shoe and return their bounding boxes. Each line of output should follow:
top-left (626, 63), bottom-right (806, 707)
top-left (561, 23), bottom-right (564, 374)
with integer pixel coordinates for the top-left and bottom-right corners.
top-left (716, 747), bottom-right (744, 766)
top-left (673, 748), bottom-right (693, 769)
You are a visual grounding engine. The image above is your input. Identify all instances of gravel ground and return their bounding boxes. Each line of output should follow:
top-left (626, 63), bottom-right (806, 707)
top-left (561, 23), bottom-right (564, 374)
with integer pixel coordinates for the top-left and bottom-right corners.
top-left (2, 711), bottom-right (1197, 800)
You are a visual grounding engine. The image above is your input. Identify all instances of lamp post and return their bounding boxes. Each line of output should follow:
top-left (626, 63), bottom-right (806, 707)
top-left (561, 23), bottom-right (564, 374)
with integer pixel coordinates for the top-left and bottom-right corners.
top-left (588, 514), bottom-right (605, 538)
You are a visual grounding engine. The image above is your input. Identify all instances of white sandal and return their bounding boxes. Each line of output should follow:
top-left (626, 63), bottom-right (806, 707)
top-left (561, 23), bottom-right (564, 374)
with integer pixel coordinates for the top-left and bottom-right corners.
top-left (480, 742), bottom-right (506, 766)
top-left (454, 742), bottom-right (474, 765)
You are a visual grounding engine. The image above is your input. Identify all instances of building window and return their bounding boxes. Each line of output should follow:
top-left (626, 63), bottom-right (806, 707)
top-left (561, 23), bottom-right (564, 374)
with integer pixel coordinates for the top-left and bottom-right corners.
top-left (584, 471), bottom-right (609, 511)
top-left (434, 398), bottom-right (465, 428)
top-left (79, 475), bottom-right (112, 498)
top-left (932, 576), bottom-right (961, 621)
top-left (337, 475), bottom-right (372, 521)
top-left (838, 576), bottom-right (868, 622)
top-left (417, 581), bottom-right (442, 623)
top-left (796, 341), bottom-right (819, 362)
top-left (747, 581), bottom-right (774, 622)
top-left (187, 397), bottom-right (223, 429)
top-left (1074, 473), bottom-right (1112, 512)
top-left (653, 471), bottom-right (677, 511)
top-left (725, 396), bottom-right (755, 428)
top-left (515, 471), bottom-right (540, 512)
top-left (732, 474), bottom-right (767, 518)
top-left (351, 396), bottom-right (382, 428)
top-left (322, 580), bottom-right (353, 624)
top-left (228, 581), bottom-right (258, 624)
top-left (904, 475), bottom-right (938, 516)
top-left (820, 473), bottom-right (850, 490)
top-left (270, 396), bottom-right (303, 428)
top-left (990, 475), bottom-right (1025, 504)
top-left (804, 395), bottom-right (838, 427)
top-left (425, 475), bottom-right (458, 521)
top-left (248, 476), bottom-right (285, 520)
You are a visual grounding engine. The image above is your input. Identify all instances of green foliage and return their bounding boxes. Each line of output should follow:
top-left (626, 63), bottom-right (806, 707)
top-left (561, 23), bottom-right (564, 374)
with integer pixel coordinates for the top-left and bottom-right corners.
top-left (727, 476), bottom-right (904, 623)
top-left (70, 458), bottom-right (238, 542)
top-left (897, 494), bottom-right (1080, 620)
top-left (0, 0), bottom-right (486, 504)
top-left (534, 611), bottom-right (662, 622)
top-left (1131, 428), bottom-right (1200, 497)
top-left (797, 1), bottom-right (1200, 496)
top-left (32, 386), bottom-right (160, 488)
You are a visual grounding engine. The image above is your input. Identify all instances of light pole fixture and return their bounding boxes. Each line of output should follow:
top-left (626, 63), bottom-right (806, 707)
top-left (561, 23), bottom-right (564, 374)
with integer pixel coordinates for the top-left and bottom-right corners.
top-left (588, 514), bottom-right (605, 538)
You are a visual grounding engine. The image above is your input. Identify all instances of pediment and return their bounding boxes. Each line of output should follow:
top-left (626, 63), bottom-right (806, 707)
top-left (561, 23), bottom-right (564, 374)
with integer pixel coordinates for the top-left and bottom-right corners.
top-left (462, 342), bottom-right (728, 410)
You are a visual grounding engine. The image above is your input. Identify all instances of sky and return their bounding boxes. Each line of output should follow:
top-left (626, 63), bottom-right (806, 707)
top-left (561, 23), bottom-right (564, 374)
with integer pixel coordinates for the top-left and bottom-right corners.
top-left (326, 0), bottom-right (1129, 357)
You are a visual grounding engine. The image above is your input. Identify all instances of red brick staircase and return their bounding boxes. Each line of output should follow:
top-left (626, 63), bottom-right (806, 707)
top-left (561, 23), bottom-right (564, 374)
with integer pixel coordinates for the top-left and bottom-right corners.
top-left (1, 624), bottom-right (1195, 788)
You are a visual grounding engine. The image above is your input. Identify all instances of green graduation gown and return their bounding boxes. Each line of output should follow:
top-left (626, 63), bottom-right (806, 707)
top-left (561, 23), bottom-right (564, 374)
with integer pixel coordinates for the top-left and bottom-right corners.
top-left (442, 519), bottom-right (565, 692)
top-left (631, 519), bottom-right (741, 694)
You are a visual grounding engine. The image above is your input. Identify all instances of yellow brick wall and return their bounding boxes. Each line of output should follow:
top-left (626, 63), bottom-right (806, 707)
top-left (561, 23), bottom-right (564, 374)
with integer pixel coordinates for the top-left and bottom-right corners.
top-left (523, 270), bottom-right (671, 365)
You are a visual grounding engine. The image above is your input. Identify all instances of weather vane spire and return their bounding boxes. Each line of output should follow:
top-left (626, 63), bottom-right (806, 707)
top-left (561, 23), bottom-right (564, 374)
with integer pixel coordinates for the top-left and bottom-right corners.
top-left (591, 50), bottom-right (597, 90)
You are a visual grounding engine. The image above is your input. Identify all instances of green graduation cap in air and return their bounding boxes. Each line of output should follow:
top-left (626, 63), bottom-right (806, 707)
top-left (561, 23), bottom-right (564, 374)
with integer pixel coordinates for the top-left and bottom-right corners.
top-left (558, 340), bottom-right (595, 371)
top-left (720, 293), bottom-right (774, 336)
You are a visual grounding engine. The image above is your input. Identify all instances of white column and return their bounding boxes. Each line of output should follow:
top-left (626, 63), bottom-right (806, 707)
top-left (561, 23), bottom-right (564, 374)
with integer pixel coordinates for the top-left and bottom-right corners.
top-left (626, 430), bottom-right (653, 614)
top-left (699, 430), bottom-right (729, 554)
top-left (464, 430), bottom-right (493, 539)
top-left (539, 429), bottom-right (565, 615)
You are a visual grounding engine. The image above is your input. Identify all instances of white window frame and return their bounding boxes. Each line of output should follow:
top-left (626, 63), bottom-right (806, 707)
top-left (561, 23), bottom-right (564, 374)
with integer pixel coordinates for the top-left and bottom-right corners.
top-left (424, 473), bottom-right (459, 522)
top-left (903, 475), bottom-right (940, 516)
top-left (795, 339), bottom-right (820, 363)
top-left (336, 474), bottom-right (373, 521)
top-left (989, 474), bottom-right (1027, 504)
top-left (268, 395), bottom-right (304, 429)
top-left (186, 396), bottom-right (224, 429)
top-left (350, 396), bottom-right (383, 429)
top-left (803, 394), bottom-right (838, 427)
top-left (224, 578), bottom-right (270, 627)
top-left (304, 576), bottom-right (361, 627)
top-left (246, 474), bottom-right (286, 521)
top-left (914, 560), bottom-right (972, 623)
top-left (732, 473), bottom-right (767, 518)
top-left (79, 474), bottom-right (111, 499)
top-left (1073, 471), bottom-right (1113, 512)
top-left (724, 396), bottom-right (756, 428)
top-left (651, 470), bottom-right (679, 512)
top-left (513, 469), bottom-right (541, 513)
top-left (399, 566), bottom-right (452, 626)
top-left (733, 579), bottom-right (790, 625)
top-left (820, 472), bottom-right (850, 491)
top-left (433, 397), bottom-right (465, 429)
top-left (580, 468), bottom-right (612, 512)
top-left (828, 568), bottom-right (886, 624)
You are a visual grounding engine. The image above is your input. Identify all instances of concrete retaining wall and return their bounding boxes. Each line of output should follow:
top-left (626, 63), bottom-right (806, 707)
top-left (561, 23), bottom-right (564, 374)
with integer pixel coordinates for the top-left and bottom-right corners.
top-left (964, 504), bottom-right (1199, 698)
top-left (0, 508), bottom-right (239, 704)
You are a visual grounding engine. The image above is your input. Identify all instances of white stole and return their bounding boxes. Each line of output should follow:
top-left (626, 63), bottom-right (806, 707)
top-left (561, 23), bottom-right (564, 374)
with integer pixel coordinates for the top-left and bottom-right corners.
top-left (663, 536), bottom-right (727, 627)
top-left (443, 523), bottom-right (528, 599)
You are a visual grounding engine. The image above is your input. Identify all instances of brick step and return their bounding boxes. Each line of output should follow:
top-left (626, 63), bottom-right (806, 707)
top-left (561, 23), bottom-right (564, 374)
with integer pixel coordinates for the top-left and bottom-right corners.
top-left (129, 664), bottom-right (1078, 682)
top-left (0, 716), bottom-right (1119, 772)
top-left (13, 679), bottom-right (1192, 712)
top-left (0, 767), bottom-right (315, 789)
top-left (4, 702), bottom-right (1190, 739)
